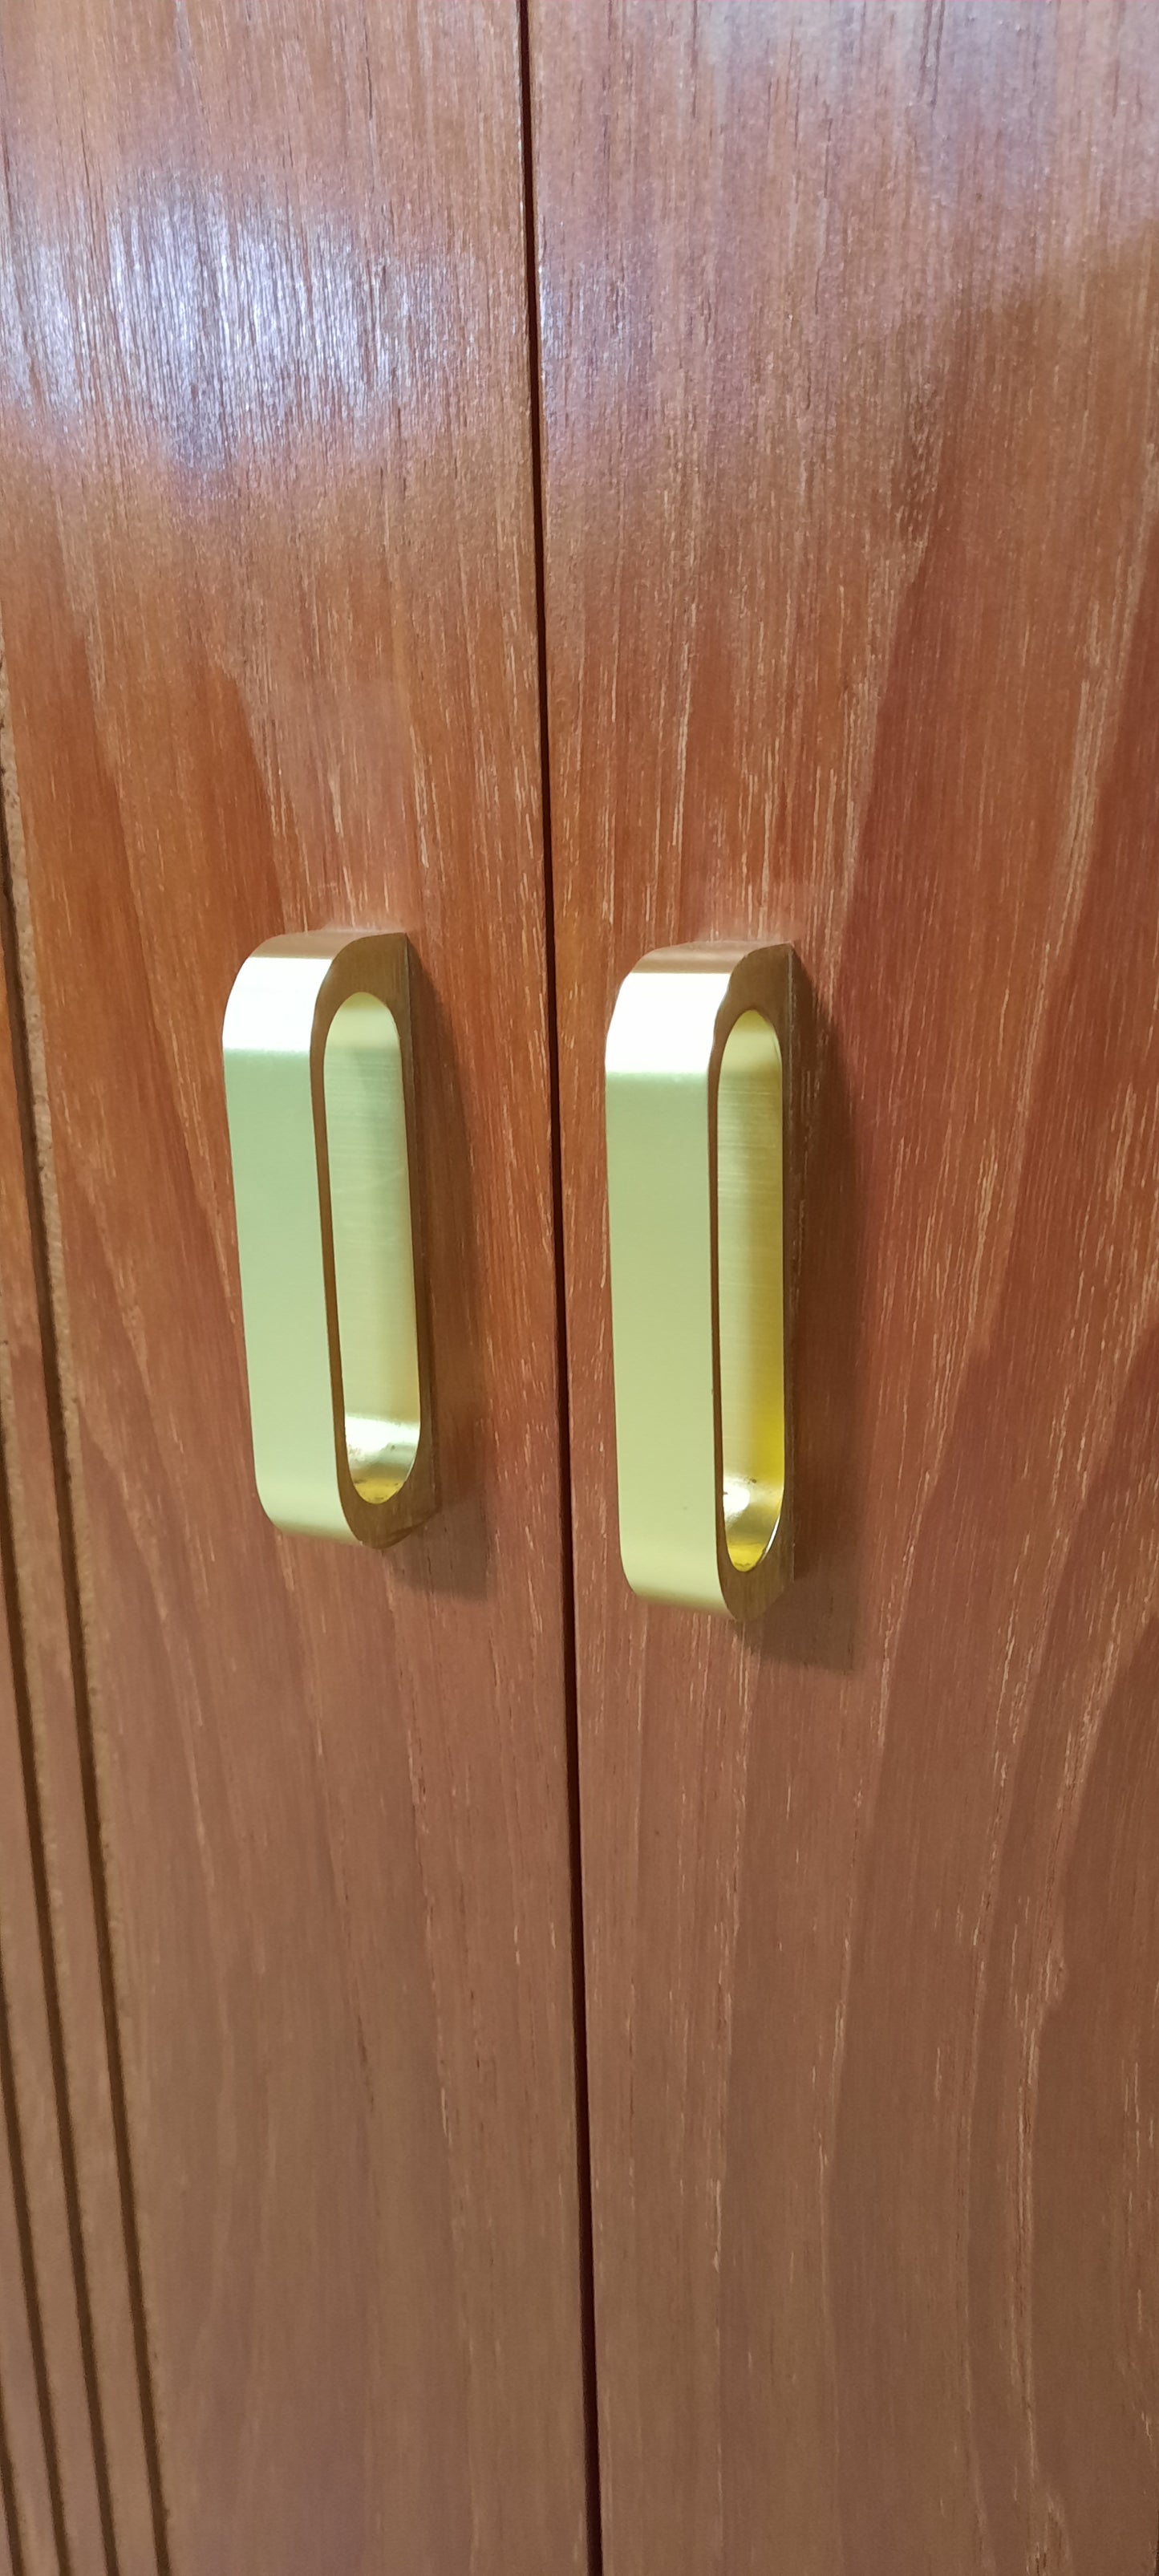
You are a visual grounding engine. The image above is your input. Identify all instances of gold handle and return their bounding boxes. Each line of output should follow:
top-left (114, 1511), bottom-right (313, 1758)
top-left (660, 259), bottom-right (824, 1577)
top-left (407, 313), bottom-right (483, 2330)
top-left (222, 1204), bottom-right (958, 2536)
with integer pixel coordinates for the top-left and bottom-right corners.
top-left (223, 931), bottom-right (436, 1546)
top-left (605, 943), bottom-right (797, 1619)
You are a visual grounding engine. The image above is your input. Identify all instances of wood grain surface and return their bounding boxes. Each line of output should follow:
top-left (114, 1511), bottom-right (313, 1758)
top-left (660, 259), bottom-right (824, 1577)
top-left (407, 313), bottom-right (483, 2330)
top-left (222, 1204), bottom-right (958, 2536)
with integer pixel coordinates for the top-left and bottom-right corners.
top-left (0, 4), bottom-right (590, 2572)
top-left (531, 6), bottom-right (1159, 2570)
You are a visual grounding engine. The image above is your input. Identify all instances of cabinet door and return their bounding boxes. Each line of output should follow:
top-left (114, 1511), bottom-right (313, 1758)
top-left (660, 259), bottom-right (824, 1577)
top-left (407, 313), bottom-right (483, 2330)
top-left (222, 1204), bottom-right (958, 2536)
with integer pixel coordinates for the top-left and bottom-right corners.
top-left (0, 6), bottom-right (592, 2572)
top-left (532, 7), bottom-right (1159, 2570)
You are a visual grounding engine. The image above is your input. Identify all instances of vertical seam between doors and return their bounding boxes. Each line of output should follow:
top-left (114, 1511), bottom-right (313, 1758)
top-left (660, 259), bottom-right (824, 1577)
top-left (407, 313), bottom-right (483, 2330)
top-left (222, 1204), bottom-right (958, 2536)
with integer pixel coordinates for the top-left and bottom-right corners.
top-left (516, 6), bottom-right (606, 2571)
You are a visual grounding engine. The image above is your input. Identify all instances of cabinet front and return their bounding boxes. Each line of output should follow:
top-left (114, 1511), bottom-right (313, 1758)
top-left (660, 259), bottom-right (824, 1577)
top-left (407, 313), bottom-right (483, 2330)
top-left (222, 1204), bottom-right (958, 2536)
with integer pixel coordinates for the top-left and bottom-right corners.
top-left (3, 5), bottom-right (1159, 2574)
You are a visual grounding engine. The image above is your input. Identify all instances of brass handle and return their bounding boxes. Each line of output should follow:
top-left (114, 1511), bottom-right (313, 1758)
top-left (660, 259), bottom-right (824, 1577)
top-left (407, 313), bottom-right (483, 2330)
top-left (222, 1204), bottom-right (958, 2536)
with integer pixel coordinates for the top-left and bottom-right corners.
top-left (222, 931), bottom-right (436, 1546)
top-left (605, 943), bottom-right (797, 1619)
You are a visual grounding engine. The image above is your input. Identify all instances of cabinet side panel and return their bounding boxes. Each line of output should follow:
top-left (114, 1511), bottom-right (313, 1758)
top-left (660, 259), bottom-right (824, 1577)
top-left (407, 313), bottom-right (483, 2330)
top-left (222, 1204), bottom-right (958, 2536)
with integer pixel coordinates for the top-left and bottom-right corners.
top-left (532, 6), bottom-right (1159, 2571)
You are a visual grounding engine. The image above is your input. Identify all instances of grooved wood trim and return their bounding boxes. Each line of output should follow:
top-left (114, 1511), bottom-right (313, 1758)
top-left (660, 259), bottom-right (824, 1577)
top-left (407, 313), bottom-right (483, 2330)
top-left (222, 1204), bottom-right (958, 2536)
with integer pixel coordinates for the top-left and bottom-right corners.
top-left (0, 676), bottom-right (159, 2574)
top-left (0, 2), bottom-right (590, 2570)
top-left (532, 6), bottom-right (1159, 2570)
top-left (0, 744), bottom-right (116, 2573)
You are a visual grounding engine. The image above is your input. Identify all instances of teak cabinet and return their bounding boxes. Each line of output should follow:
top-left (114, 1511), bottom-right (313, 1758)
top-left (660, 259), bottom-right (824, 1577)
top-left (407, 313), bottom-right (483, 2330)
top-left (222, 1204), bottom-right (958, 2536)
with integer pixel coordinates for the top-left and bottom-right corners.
top-left (0, 6), bottom-right (1157, 2573)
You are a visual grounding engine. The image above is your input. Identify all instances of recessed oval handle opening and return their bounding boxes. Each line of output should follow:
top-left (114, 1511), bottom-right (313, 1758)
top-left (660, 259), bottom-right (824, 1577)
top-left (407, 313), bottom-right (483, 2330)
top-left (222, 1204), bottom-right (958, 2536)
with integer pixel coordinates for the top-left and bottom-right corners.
top-left (715, 1007), bottom-right (784, 1573)
top-left (323, 991), bottom-right (421, 1503)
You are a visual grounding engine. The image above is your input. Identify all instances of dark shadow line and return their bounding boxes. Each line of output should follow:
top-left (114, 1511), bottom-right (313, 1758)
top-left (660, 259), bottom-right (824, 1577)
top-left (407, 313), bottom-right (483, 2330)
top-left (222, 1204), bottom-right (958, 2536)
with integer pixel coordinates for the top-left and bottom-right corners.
top-left (0, 730), bottom-right (170, 2576)
top-left (517, 10), bottom-right (606, 2573)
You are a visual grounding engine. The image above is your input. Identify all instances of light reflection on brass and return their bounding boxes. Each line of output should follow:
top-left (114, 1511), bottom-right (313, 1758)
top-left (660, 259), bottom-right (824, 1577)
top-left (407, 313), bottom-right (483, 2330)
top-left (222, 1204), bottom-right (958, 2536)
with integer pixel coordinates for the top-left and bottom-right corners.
top-left (223, 931), bottom-right (436, 1547)
top-left (605, 943), bottom-right (797, 1620)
